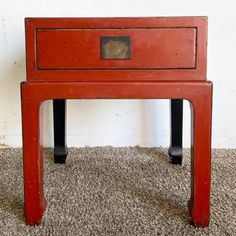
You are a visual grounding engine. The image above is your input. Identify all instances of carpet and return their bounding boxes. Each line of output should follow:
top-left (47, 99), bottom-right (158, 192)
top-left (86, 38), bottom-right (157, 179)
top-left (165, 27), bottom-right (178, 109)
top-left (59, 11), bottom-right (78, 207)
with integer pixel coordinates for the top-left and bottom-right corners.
top-left (0, 147), bottom-right (235, 235)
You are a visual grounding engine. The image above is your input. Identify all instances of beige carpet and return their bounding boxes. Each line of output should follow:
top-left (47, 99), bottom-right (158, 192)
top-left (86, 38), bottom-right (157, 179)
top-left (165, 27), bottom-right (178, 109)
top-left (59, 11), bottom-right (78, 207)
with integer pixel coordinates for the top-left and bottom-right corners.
top-left (0, 147), bottom-right (235, 236)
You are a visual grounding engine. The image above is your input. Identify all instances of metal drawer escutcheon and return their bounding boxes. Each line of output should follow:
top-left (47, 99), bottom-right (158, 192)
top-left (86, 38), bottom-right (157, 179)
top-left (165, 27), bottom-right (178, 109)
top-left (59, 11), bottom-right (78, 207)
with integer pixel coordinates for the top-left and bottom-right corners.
top-left (101, 36), bottom-right (131, 59)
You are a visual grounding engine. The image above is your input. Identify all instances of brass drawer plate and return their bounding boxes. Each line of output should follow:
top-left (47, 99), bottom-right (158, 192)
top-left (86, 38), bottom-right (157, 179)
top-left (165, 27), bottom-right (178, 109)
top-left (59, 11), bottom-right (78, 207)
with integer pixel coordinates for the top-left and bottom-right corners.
top-left (101, 36), bottom-right (131, 59)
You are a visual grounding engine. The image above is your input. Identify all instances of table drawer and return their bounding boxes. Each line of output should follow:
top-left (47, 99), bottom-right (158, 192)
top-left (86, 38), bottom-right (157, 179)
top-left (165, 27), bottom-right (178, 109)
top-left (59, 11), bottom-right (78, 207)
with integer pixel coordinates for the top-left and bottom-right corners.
top-left (36, 28), bottom-right (196, 70)
top-left (25, 17), bottom-right (207, 81)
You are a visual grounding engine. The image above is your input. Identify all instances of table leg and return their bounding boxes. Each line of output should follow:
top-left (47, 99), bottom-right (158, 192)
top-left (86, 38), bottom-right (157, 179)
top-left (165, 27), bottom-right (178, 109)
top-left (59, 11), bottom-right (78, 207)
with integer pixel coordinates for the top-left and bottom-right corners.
top-left (188, 86), bottom-right (212, 227)
top-left (53, 99), bottom-right (68, 164)
top-left (21, 83), bottom-right (47, 225)
top-left (169, 99), bottom-right (183, 165)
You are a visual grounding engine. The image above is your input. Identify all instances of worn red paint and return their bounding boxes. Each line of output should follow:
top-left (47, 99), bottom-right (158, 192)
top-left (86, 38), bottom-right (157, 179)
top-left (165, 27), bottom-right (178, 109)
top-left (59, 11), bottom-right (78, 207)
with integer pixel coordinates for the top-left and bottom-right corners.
top-left (25, 17), bottom-right (207, 82)
top-left (22, 17), bottom-right (212, 227)
top-left (36, 28), bottom-right (196, 69)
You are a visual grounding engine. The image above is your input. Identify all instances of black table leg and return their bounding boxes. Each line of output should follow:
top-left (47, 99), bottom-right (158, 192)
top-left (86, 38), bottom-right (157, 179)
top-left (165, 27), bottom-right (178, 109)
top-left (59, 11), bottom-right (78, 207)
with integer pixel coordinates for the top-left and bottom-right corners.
top-left (168, 99), bottom-right (183, 165)
top-left (53, 99), bottom-right (68, 164)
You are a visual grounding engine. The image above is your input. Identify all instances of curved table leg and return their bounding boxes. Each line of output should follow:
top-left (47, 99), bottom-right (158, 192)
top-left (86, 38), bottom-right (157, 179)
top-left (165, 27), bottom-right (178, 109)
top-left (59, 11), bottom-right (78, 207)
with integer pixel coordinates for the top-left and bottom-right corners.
top-left (21, 83), bottom-right (47, 225)
top-left (188, 85), bottom-right (212, 227)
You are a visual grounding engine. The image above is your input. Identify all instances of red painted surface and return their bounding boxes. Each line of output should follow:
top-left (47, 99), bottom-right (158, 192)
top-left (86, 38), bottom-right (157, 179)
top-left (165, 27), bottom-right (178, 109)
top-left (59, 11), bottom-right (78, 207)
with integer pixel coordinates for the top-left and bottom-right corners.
top-left (25, 17), bottom-right (207, 81)
top-left (37, 28), bottom-right (196, 69)
top-left (22, 17), bottom-right (212, 227)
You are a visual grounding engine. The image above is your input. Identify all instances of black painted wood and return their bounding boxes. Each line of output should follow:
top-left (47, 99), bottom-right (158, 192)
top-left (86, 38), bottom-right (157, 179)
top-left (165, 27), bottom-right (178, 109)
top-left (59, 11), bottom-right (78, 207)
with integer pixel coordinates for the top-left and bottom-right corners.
top-left (53, 99), bottom-right (68, 164)
top-left (168, 99), bottom-right (183, 165)
top-left (53, 99), bottom-right (182, 165)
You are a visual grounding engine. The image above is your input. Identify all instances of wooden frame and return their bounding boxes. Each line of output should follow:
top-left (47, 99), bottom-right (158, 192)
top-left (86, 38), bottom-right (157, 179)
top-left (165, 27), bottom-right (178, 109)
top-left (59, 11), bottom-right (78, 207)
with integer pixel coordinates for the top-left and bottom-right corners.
top-left (21, 17), bottom-right (212, 227)
top-left (25, 17), bottom-right (207, 82)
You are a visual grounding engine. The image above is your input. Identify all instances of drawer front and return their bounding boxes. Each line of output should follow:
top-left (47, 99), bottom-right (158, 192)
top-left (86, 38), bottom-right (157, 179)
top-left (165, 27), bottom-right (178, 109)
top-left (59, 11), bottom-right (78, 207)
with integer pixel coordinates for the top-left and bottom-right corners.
top-left (36, 28), bottom-right (196, 70)
top-left (25, 17), bottom-right (207, 81)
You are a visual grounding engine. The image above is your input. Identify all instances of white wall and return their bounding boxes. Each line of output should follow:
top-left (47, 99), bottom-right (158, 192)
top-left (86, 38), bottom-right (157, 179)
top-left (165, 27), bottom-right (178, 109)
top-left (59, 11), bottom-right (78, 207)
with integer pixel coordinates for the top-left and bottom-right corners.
top-left (0, 0), bottom-right (236, 148)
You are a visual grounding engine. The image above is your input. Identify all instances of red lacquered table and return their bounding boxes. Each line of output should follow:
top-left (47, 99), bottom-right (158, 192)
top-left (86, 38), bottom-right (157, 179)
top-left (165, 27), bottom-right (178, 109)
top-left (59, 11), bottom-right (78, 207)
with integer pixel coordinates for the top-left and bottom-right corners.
top-left (21, 17), bottom-right (212, 227)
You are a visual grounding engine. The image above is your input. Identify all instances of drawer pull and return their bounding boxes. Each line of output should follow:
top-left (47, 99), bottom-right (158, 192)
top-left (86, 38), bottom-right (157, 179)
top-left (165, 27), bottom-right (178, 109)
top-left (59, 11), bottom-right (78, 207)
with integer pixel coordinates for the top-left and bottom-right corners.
top-left (101, 36), bottom-right (131, 59)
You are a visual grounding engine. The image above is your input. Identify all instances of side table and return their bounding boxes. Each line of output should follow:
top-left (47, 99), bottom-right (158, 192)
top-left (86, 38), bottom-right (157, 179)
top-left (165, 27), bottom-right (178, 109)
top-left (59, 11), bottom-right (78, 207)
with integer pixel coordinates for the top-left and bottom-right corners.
top-left (21, 17), bottom-right (212, 227)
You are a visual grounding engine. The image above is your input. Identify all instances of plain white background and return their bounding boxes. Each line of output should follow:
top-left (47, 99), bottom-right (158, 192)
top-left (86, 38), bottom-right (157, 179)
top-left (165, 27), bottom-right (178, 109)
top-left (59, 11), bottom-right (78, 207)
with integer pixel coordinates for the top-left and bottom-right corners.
top-left (0, 0), bottom-right (236, 148)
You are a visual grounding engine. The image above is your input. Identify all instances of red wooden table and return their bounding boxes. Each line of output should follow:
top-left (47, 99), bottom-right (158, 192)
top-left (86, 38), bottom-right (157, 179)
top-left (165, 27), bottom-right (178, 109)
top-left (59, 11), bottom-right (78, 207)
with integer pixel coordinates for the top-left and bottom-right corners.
top-left (21, 17), bottom-right (212, 227)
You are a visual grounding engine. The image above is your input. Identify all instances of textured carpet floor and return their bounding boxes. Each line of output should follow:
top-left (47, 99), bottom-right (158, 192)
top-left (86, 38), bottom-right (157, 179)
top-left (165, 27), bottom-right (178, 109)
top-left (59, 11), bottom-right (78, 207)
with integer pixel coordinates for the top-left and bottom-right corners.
top-left (0, 147), bottom-right (235, 236)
